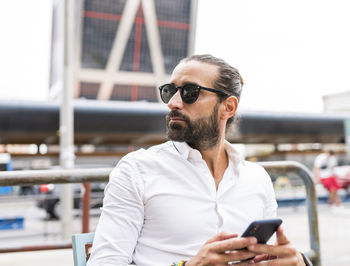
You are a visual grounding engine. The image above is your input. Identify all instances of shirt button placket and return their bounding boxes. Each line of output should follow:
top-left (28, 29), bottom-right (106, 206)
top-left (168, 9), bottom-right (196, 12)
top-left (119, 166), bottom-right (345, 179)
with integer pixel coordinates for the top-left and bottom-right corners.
top-left (215, 197), bottom-right (223, 232)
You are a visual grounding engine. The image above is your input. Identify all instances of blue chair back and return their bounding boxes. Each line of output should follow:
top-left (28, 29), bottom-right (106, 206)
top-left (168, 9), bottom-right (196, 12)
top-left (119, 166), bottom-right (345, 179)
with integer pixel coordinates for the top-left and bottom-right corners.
top-left (72, 232), bottom-right (95, 266)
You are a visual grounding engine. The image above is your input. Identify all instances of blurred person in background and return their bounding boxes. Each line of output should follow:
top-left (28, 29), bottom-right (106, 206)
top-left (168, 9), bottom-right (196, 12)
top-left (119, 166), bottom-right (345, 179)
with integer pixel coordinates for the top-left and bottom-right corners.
top-left (313, 150), bottom-right (342, 207)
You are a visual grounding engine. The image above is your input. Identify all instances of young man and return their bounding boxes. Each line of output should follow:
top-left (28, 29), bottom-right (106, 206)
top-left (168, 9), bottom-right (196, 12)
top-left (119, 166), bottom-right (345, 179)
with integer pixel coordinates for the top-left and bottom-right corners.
top-left (87, 54), bottom-right (309, 265)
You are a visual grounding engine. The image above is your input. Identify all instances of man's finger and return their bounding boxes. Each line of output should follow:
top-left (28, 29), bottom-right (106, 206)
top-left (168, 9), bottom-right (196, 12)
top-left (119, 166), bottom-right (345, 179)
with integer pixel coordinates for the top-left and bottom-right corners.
top-left (276, 226), bottom-right (290, 245)
top-left (205, 231), bottom-right (238, 244)
top-left (213, 237), bottom-right (257, 253)
top-left (221, 249), bottom-right (257, 263)
top-left (234, 259), bottom-right (255, 265)
top-left (252, 256), bottom-right (300, 265)
top-left (253, 254), bottom-right (272, 263)
top-left (247, 243), bottom-right (297, 258)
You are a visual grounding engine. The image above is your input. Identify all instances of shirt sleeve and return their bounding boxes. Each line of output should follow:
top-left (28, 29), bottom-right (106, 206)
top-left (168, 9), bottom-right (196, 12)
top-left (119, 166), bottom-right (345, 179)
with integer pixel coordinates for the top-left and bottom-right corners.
top-left (87, 155), bottom-right (144, 266)
top-left (259, 167), bottom-right (278, 245)
top-left (262, 169), bottom-right (278, 219)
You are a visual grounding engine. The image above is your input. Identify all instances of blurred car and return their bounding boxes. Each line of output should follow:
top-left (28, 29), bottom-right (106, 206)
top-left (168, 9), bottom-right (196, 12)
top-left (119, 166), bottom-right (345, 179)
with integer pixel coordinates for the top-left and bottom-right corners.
top-left (37, 182), bottom-right (107, 219)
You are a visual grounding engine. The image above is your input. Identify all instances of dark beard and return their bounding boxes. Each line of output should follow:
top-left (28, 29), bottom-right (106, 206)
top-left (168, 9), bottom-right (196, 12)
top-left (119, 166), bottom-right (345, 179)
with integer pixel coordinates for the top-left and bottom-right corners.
top-left (166, 104), bottom-right (220, 150)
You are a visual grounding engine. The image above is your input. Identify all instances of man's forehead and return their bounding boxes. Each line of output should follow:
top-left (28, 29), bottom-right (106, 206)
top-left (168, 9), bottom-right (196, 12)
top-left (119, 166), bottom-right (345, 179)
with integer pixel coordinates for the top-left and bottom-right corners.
top-left (171, 60), bottom-right (219, 85)
top-left (173, 60), bottom-right (218, 73)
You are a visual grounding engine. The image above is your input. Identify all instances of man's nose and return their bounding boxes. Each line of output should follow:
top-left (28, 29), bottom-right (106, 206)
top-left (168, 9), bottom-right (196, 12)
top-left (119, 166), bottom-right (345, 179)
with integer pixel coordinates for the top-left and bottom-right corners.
top-left (167, 89), bottom-right (183, 110)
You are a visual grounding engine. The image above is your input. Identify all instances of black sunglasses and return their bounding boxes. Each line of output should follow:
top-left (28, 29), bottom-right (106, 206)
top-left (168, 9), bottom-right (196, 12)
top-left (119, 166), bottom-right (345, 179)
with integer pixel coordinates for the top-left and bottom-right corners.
top-left (158, 83), bottom-right (228, 104)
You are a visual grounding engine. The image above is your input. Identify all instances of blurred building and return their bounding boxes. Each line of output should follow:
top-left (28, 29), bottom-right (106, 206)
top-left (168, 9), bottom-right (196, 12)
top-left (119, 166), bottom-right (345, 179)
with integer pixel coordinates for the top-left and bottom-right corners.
top-left (323, 91), bottom-right (350, 156)
top-left (49, 0), bottom-right (197, 102)
top-left (323, 91), bottom-right (350, 112)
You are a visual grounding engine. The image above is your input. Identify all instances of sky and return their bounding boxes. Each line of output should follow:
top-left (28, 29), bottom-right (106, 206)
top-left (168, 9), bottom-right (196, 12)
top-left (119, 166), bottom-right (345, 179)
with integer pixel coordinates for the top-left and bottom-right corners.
top-left (1, 0), bottom-right (350, 113)
top-left (196, 0), bottom-right (350, 113)
top-left (0, 0), bottom-right (51, 101)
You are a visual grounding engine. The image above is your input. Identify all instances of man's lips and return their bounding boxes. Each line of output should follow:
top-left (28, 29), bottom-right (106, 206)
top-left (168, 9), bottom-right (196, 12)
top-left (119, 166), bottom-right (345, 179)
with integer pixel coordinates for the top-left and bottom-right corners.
top-left (169, 116), bottom-right (185, 122)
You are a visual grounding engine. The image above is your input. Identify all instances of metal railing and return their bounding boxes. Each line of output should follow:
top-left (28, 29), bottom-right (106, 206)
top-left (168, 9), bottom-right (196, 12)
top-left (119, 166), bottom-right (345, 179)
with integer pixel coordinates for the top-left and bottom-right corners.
top-left (0, 168), bottom-right (112, 253)
top-left (259, 161), bottom-right (320, 266)
top-left (0, 168), bottom-right (112, 186)
top-left (0, 162), bottom-right (320, 265)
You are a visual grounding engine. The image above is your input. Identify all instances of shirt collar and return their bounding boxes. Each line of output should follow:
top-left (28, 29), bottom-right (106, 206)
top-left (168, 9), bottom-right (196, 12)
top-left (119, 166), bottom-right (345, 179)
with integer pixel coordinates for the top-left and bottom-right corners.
top-left (223, 140), bottom-right (245, 167)
top-left (171, 141), bottom-right (192, 160)
top-left (171, 140), bottom-right (245, 167)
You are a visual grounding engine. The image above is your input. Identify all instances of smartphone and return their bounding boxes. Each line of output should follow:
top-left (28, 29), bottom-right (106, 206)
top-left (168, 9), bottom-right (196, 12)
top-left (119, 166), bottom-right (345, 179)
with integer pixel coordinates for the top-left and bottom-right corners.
top-left (241, 218), bottom-right (283, 244)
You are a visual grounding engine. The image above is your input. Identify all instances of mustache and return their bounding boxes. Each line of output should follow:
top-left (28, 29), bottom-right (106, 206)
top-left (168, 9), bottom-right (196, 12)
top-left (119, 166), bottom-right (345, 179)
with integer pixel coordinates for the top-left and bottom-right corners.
top-left (166, 110), bottom-right (190, 122)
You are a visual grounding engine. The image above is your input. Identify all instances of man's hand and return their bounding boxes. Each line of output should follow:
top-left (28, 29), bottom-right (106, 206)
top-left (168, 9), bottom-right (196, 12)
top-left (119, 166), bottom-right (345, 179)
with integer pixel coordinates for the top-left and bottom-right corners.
top-left (186, 231), bottom-right (258, 266)
top-left (247, 226), bottom-right (306, 265)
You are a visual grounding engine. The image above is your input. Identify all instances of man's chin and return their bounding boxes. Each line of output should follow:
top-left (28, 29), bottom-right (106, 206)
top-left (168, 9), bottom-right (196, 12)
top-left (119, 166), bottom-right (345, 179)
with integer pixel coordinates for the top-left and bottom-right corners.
top-left (168, 121), bottom-right (186, 130)
top-left (168, 137), bottom-right (184, 142)
top-left (167, 128), bottom-right (186, 142)
top-left (169, 120), bottom-right (186, 128)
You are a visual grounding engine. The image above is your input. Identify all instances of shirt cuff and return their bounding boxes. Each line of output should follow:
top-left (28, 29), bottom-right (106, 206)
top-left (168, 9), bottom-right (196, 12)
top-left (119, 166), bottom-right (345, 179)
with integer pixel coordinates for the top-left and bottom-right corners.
top-left (300, 252), bottom-right (313, 266)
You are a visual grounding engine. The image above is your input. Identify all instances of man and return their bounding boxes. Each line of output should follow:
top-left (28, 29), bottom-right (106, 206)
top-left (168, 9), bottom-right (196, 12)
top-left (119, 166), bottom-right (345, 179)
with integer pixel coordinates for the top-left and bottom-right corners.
top-left (313, 150), bottom-right (341, 207)
top-left (88, 54), bottom-right (309, 265)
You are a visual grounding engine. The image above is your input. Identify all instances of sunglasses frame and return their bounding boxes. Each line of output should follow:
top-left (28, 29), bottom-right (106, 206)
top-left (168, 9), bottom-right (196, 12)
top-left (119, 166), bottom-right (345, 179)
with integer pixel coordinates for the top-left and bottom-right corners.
top-left (158, 83), bottom-right (228, 104)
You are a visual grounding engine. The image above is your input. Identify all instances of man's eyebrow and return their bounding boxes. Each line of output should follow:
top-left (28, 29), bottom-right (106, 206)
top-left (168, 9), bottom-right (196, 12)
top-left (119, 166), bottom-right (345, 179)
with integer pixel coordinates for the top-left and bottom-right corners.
top-left (182, 81), bottom-right (200, 86)
top-left (170, 81), bottom-right (201, 87)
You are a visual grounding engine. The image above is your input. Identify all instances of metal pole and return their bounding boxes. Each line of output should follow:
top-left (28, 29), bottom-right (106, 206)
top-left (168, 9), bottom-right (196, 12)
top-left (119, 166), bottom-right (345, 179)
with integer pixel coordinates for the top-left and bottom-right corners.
top-left (0, 244), bottom-right (72, 253)
top-left (345, 119), bottom-right (350, 157)
top-left (259, 161), bottom-right (321, 266)
top-left (0, 168), bottom-right (112, 186)
top-left (298, 166), bottom-right (321, 266)
top-left (60, 0), bottom-right (75, 240)
top-left (82, 183), bottom-right (91, 233)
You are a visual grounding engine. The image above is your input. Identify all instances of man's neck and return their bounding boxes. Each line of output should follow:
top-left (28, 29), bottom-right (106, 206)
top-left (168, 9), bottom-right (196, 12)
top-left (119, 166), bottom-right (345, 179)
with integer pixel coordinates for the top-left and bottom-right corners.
top-left (199, 137), bottom-right (228, 189)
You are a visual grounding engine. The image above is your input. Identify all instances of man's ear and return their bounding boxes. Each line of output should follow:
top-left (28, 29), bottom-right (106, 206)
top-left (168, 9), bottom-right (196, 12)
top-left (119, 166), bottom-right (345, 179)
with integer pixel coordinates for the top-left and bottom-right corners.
top-left (221, 96), bottom-right (238, 121)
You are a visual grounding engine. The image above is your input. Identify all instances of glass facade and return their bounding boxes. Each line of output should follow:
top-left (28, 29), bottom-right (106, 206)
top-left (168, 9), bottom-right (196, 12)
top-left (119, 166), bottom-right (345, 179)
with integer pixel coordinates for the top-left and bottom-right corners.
top-left (110, 84), bottom-right (157, 102)
top-left (82, 1), bottom-right (124, 69)
top-left (78, 0), bottom-right (193, 102)
top-left (155, 0), bottom-right (191, 74)
top-left (80, 82), bottom-right (100, 99)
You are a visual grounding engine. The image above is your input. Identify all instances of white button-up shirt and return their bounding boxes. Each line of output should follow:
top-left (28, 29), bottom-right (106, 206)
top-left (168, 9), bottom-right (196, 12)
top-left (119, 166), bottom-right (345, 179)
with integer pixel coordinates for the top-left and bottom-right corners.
top-left (87, 141), bottom-right (277, 266)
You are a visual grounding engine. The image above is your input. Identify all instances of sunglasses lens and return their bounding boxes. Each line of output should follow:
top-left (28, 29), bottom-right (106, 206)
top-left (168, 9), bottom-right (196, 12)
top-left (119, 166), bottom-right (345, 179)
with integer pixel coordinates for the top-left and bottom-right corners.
top-left (159, 84), bottom-right (200, 104)
top-left (181, 84), bottom-right (199, 104)
top-left (160, 84), bottom-right (177, 103)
